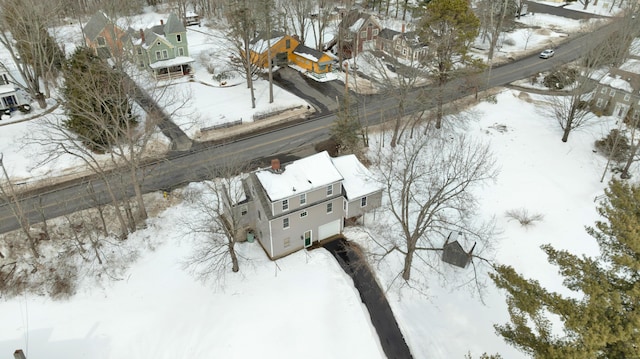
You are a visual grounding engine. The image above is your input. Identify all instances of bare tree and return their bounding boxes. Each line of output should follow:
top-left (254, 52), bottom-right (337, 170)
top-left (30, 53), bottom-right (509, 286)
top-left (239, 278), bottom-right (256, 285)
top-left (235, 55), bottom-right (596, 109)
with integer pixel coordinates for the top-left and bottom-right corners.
top-left (182, 159), bottom-right (252, 280)
top-left (227, 0), bottom-right (257, 108)
top-left (370, 131), bottom-right (498, 286)
top-left (0, 153), bottom-right (39, 258)
top-left (0, 0), bottom-right (65, 108)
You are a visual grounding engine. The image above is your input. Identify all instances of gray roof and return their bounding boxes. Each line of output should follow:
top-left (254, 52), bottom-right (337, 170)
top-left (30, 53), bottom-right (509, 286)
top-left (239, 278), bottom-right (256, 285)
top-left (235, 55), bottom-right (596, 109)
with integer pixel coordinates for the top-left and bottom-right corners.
top-left (250, 30), bottom-right (287, 45)
top-left (379, 28), bottom-right (400, 40)
top-left (293, 44), bottom-right (324, 61)
top-left (164, 13), bottom-right (186, 35)
top-left (442, 241), bottom-right (471, 268)
top-left (83, 11), bottom-right (110, 41)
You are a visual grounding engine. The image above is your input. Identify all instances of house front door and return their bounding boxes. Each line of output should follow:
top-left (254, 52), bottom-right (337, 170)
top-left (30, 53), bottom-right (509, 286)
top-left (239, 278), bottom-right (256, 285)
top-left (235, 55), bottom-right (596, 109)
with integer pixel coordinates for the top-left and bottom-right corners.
top-left (303, 230), bottom-right (312, 248)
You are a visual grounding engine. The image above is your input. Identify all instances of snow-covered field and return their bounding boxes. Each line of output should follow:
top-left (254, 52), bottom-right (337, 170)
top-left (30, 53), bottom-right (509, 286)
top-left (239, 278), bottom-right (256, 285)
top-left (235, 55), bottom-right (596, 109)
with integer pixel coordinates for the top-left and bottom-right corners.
top-left (0, 4), bottom-right (635, 359)
top-left (0, 88), bottom-right (626, 359)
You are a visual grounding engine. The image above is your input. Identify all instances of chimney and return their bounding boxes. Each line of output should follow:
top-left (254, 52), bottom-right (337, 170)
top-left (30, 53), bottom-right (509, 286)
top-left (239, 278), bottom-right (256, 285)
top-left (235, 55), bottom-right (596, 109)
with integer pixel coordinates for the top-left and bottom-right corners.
top-left (401, 23), bottom-right (405, 33)
top-left (139, 29), bottom-right (145, 43)
top-left (271, 158), bottom-right (281, 172)
top-left (160, 19), bottom-right (164, 25)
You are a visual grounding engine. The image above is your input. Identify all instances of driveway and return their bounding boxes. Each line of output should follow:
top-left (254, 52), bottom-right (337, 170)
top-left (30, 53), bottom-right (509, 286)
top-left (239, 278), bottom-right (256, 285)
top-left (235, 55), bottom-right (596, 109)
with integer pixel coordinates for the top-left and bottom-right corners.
top-left (323, 238), bottom-right (413, 359)
top-left (273, 67), bottom-right (343, 114)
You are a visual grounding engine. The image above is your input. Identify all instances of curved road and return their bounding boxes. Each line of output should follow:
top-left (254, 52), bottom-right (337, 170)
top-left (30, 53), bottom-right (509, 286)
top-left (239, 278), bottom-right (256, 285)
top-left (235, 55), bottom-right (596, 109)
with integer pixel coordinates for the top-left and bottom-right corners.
top-left (0, 19), bottom-right (621, 234)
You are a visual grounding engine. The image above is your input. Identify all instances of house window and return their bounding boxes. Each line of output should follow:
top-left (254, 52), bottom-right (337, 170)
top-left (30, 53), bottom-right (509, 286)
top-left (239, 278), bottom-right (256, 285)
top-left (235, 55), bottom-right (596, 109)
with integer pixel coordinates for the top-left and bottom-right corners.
top-left (343, 201), bottom-right (346, 210)
top-left (282, 199), bottom-right (289, 211)
top-left (361, 197), bottom-right (367, 207)
top-left (624, 94), bottom-right (631, 101)
top-left (162, 49), bottom-right (168, 59)
top-left (155, 51), bottom-right (161, 60)
top-left (177, 34), bottom-right (182, 42)
top-left (402, 48), bottom-right (407, 56)
top-left (178, 47), bottom-right (184, 56)
top-left (139, 61), bottom-right (145, 68)
top-left (258, 210), bottom-right (261, 220)
top-left (326, 203), bottom-right (333, 214)
top-left (137, 48), bottom-right (142, 55)
top-left (241, 208), bottom-right (248, 216)
top-left (0, 73), bottom-right (8, 85)
top-left (326, 185), bottom-right (333, 196)
top-left (300, 211), bottom-right (308, 218)
top-left (97, 36), bottom-right (106, 46)
top-left (360, 31), bottom-right (367, 39)
top-left (283, 217), bottom-right (290, 229)
top-left (300, 193), bottom-right (306, 205)
top-left (372, 28), bottom-right (379, 36)
top-left (601, 87), bottom-right (607, 94)
top-left (610, 89), bottom-right (616, 96)
top-left (596, 98), bottom-right (604, 108)
top-left (286, 39), bottom-right (291, 49)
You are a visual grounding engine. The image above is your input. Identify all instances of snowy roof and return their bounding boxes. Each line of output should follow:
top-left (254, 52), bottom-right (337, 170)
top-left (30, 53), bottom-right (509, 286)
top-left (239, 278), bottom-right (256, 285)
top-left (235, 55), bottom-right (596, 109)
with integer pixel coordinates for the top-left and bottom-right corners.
top-left (0, 84), bottom-right (16, 95)
top-left (619, 58), bottom-right (640, 74)
top-left (350, 18), bottom-right (365, 32)
top-left (250, 36), bottom-right (284, 53)
top-left (293, 44), bottom-right (331, 63)
top-left (600, 75), bottom-right (633, 93)
top-left (148, 56), bottom-right (195, 69)
top-left (331, 155), bottom-right (382, 201)
top-left (185, 11), bottom-right (198, 17)
top-left (255, 151), bottom-right (343, 201)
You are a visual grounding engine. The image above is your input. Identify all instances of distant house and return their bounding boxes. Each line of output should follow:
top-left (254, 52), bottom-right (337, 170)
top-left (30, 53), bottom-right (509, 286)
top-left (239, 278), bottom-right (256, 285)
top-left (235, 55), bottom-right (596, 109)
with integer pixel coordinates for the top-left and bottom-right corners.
top-left (248, 32), bottom-right (300, 68)
top-left (0, 70), bottom-right (30, 113)
top-left (183, 10), bottom-right (201, 26)
top-left (247, 33), bottom-right (335, 76)
top-left (291, 44), bottom-right (335, 75)
top-left (336, 10), bottom-right (382, 58)
top-left (129, 13), bottom-right (195, 80)
top-left (592, 38), bottom-right (640, 120)
top-left (377, 27), bottom-right (427, 62)
top-left (83, 11), bottom-right (129, 59)
top-left (242, 151), bottom-right (382, 260)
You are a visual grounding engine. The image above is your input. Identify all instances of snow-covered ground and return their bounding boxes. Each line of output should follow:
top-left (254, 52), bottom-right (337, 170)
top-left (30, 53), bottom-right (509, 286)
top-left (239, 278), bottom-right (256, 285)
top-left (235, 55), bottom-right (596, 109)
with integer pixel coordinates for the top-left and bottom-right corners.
top-left (0, 4), bottom-right (635, 359)
top-left (0, 88), bottom-right (627, 359)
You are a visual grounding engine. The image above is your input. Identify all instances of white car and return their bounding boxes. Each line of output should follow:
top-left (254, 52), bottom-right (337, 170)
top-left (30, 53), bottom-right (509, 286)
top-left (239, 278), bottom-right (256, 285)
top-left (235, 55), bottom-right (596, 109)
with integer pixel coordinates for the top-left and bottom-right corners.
top-left (539, 49), bottom-right (555, 59)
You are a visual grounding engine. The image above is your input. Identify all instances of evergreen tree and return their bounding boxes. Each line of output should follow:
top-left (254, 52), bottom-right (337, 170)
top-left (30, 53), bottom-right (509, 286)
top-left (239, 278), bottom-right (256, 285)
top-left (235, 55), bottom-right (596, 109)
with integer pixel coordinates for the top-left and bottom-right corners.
top-left (331, 91), bottom-right (364, 158)
top-left (491, 179), bottom-right (640, 358)
top-left (62, 47), bottom-right (136, 152)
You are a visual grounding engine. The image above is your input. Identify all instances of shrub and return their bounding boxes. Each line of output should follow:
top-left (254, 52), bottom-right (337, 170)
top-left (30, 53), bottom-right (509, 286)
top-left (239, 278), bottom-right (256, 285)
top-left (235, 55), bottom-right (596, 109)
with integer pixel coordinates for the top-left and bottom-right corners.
top-left (543, 67), bottom-right (579, 89)
top-left (502, 37), bottom-right (516, 46)
top-left (595, 129), bottom-right (630, 162)
top-left (505, 208), bottom-right (544, 227)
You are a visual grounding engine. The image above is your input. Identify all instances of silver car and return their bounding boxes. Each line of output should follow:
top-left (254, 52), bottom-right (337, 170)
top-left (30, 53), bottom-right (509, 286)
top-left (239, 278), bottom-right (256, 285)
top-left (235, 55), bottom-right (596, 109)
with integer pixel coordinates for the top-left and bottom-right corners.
top-left (539, 49), bottom-right (555, 59)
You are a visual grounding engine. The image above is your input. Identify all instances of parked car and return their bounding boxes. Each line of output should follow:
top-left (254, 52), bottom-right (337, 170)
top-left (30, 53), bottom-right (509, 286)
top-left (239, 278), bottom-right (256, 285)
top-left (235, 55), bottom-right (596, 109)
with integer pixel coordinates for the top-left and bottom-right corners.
top-left (539, 49), bottom-right (555, 59)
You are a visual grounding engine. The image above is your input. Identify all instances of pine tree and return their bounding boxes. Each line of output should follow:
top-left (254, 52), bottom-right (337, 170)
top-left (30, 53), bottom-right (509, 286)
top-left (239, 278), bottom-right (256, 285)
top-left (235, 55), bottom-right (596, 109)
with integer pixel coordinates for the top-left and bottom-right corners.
top-left (62, 47), bottom-right (136, 152)
top-left (330, 91), bottom-right (364, 158)
top-left (491, 179), bottom-right (640, 358)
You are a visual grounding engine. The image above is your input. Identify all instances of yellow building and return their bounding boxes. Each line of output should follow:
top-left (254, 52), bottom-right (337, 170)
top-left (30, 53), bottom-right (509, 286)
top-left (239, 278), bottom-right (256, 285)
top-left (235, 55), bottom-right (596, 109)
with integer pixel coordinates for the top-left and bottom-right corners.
top-left (248, 33), bottom-right (334, 75)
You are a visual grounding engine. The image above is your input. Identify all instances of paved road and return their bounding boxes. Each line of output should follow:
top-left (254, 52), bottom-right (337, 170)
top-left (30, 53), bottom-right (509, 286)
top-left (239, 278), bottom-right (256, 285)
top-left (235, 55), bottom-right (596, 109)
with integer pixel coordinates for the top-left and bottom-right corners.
top-left (0, 19), bottom-right (623, 234)
top-left (524, 0), bottom-right (610, 19)
top-left (324, 238), bottom-right (412, 359)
